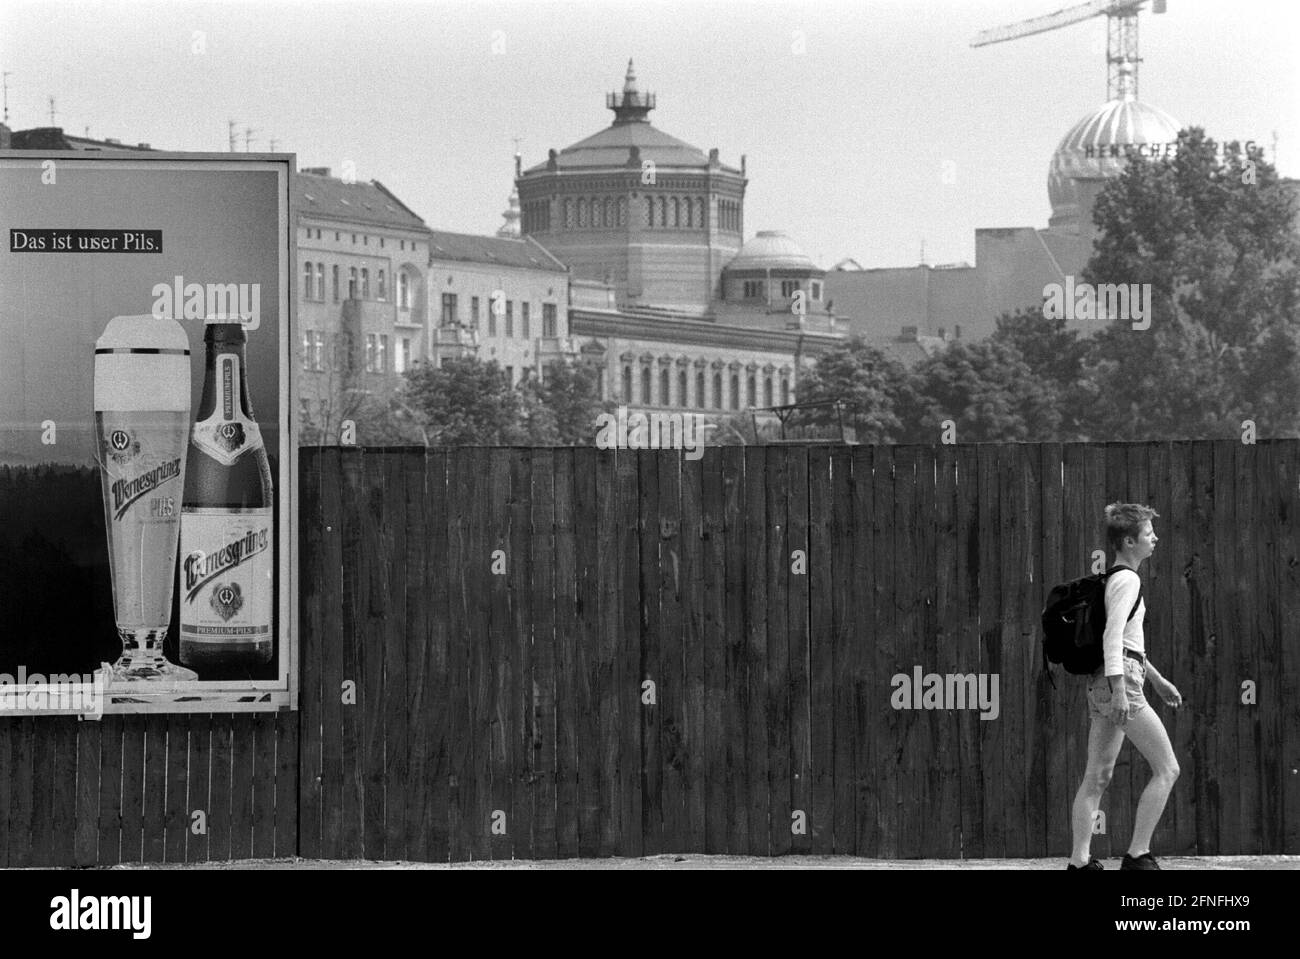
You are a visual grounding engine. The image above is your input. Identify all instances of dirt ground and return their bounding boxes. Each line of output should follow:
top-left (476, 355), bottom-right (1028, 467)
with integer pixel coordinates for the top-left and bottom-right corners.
top-left (101, 854), bottom-right (1300, 870)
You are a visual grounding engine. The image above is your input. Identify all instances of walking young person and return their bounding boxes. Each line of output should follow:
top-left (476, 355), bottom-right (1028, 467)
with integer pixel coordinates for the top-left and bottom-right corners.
top-left (1068, 503), bottom-right (1182, 870)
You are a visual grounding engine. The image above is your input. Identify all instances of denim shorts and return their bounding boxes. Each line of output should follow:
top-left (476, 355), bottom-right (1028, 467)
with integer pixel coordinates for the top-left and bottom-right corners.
top-left (1086, 655), bottom-right (1148, 724)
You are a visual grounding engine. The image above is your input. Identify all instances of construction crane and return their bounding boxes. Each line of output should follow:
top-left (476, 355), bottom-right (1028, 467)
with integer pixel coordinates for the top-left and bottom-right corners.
top-left (971, 0), bottom-right (1168, 102)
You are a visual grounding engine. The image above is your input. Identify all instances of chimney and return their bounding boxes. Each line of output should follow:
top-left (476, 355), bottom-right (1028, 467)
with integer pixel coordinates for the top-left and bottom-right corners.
top-left (301, 167), bottom-right (332, 177)
top-left (899, 325), bottom-right (918, 341)
top-left (104, 138), bottom-right (121, 145)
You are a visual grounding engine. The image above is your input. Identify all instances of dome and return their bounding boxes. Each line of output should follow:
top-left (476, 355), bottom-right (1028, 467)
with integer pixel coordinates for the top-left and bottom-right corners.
top-left (1048, 96), bottom-right (1182, 228)
top-left (728, 231), bottom-right (816, 271)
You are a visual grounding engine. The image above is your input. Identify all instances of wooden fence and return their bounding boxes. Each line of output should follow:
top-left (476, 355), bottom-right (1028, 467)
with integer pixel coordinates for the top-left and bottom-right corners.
top-left (3, 441), bottom-right (1298, 865)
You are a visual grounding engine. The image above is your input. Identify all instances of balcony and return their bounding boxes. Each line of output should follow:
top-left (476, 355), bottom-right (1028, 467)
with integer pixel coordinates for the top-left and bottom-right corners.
top-left (536, 335), bottom-right (579, 363)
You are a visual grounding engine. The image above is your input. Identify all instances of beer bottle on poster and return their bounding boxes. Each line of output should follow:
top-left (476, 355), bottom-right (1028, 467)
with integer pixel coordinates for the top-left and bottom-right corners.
top-left (179, 320), bottom-right (274, 676)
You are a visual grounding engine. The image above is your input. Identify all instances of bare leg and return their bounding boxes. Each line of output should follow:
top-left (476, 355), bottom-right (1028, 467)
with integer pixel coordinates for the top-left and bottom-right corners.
top-left (1123, 706), bottom-right (1180, 856)
top-left (1071, 716), bottom-right (1125, 865)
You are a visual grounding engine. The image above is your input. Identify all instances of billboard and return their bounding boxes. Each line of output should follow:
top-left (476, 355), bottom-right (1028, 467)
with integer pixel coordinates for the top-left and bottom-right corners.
top-left (0, 152), bottom-right (297, 715)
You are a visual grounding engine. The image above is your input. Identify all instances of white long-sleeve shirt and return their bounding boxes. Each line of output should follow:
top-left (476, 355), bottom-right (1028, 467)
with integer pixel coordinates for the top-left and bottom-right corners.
top-left (1101, 567), bottom-right (1145, 676)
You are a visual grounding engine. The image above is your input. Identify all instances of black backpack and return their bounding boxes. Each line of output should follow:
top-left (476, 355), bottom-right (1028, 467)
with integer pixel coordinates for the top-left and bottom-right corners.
top-left (1041, 564), bottom-right (1141, 684)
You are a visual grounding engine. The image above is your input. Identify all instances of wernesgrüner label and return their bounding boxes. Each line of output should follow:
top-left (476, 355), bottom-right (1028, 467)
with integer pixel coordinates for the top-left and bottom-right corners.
top-left (179, 508), bottom-right (272, 645)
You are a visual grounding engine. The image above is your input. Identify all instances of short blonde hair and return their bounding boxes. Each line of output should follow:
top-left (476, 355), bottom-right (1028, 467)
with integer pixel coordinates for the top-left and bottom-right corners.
top-left (1105, 502), bottom-right (1160, 553)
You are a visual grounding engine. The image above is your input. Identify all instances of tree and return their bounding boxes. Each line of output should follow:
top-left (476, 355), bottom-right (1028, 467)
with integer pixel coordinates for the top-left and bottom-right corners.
top-left (404, 356), bottom-right (522, 445)
top-left (989, 307), bottom-right (1092, 440)
top-left (1078, 128), bottom-right (1300, 440)
top-left (907, 339), bottom-right (1061, 442)
top-left (526, 360), bottom-right (613, 445)
top-left (796, 337), bottom-right (922, 443)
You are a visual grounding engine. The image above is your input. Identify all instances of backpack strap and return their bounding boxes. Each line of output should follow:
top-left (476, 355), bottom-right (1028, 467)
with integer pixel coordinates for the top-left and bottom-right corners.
top-left (1106, 565), bottom-right (1143, 622)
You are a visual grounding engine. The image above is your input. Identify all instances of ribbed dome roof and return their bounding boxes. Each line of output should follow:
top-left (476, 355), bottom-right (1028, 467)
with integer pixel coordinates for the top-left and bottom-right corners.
top-left (728, 231), bottom-right (816, 271)
top-left (1048, 97), bottom-right (1182, 225)
top-left (524, 122), bottom-right (708, 173)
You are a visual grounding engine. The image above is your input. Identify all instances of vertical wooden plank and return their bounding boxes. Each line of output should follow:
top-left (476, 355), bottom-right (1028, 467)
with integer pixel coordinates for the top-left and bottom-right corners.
top-left (1019, 445), bottom-right (1046, 858)
top-left (976, 444), bottom-right (1004, 860)
top-left (916, 444), bottom-right (948, 857)
top-left (445, 448), bottom-right (474, 862)
top-left (614, 448), bottom-right (641, 857)
top-left (851, 447), bottom-right (879, 856)
top-left (117, 716), bottom-right (145, 863)
top-left (955, 444), bottom-right (983, 859)
top-left (1234, 440), bottom-right (1262, 853)
top-left (1000, 444), bottom-right (1031, 859)
top-left (720, 446), bottom-right (748, 854)
top-left (73, 718), bottom-right (102, 866)
top-left (252, 714), bottom-right (277, 859)
top-left (164, 716), bottom-right (189, 862)
top-left (360, 451), bottom-right (388, 859)
top-left (1277, 440), bottom-right (1300, 853)
top-left (8, 718), bottom-right (36, 866)
top-left (701, 450), bottom-right (728, 853)
top-left (468, 446), bottom-right (496, 860)
top-left (1252, 441), bottom-right (1281, 853)
top-left (744, 446), bottom-right (769, 855)
top-left (1059, 445), bottom-right (1089, 857)
top-left (1119, 443), bottom-right (1146, 852)
top-left (318, 446), bottom-right (344, 859)
top-left (893, 445), bottom-right (922, 858)
top-left (422, 449), bottom-right (451, 864)
top-left (808, 446), bottom-right (835, 855)
top-left (0, 721), bottom-right (11, 867)
top-left (933, 444), bottom-right (962, 859)
top-left (1040, 443), bottom-right (1069, 858)
top-left (637, 449), bottom-right (663, 855)
top-left (1082, 445), bottom-right (1112, 857)
top-left (141, 714), bottom-right (167, 863)
top-left (507, 446), bottom-right (534, 861)
top-left (338, 448), bottom-right (365, 859)
top-left (574, 448), bottom-right (602, 857)
top-left (765, 446), bottom-right (792, 856)
top-left (488, 447), bottom-right (517, 860)
top-left (1187, 441), bottom-right (1218, 852)
top-left (786, 446), bottom-right (813, 855)
top-left (206, 714), bottom-right (232, 861)
top-left (1166, 441), bottom-right (1196, 854)
top-left (681, 452), bottom-right (707, 854)
top-left (1148, 441), bottom-right (1184, 852)
top-left (96, 718), bottom-right (123, 865)
top-left (29, 717), bottom-right (54, 864)
top-left (229, 716), bottom-right (256, 860)
top-left (51, 719), bottom-right (79, 866)
top-left (870, 446), bottom-right (898, 858)
top-left (553, 441), bottom-right (579, 852)
top-left (297, 447), bottom-right (323, 860)
top-left (402, 449), bottom-right (430, 861)
top-left (830, 446), bottom-right (856, 854)
top-left (530, 449), bottom-right (558, 860)
top-left (274, 712), bottom-right (298, 858)
top-left (185, 715), bottom-right (210, 862)
top-left (1212, 440), bottom-right (1241, 853)
top-left (383, 452), bottom-right (408, 862)
top-left (655, 450), bottom-right (687, 851)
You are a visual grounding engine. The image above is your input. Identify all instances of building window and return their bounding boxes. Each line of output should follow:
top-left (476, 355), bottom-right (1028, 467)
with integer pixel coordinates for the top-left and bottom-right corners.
top-left (577, 198), bottom-right (586, 228)
top-left (660, 367), bottom-right (669, 406)
top-left (401, 240), bottom-right (405, 251)
top-left (348, 268), bottom-right (358, 299)
top-left (780, 279), bottom-right (798, 298)
top-left (398, 271), bottom-right (410, 309)
top-left (471, 296), bottom-right (481, 328)
top-left (301, 329), bottom-right (312, 369)
top-left (623, 366), bottom-right (633, 403)
top-left (641, 367), bottom-right (651, 405)
top-left (365, 334), bottom-right (376, 372)
top-left (645, 196), bottom-right (653, 227)
top-left (313, 331), bottom-right (325, 371)
top-left (678, 369), bottom-right (687, 407)
top-left (672, 197), bottom-right (680, 227)
top-left (335, 232), bottom-right (341, 241)
top-left (363, 235), bottom-right (368, 246)
top-left (395, 336), bottom-right (410, 373)
top-left (352, 234), bottom-right (357, 244)
top-left (542, 303), bottom-right (557, 338)
top-left (747, 375), bottom-right (756, 407)
top-left (488, 303), bottom-right (497, 336)
top-left (377, 335), bottom-right (388, 373)
top-left (441, 292), bottom-right (458, 326)
top-left (811, 280), bottom-right (822, 301)
top-left (380, 238), bottom-right (385, 249)
top-left (743, 280), bottom-right (764, 299)
top-left (697, 197), bottom-right (706, 228)
top-left (361, 268), bottom-right (370, 299)
top-left (696, 370), bottom-right (705, 408)
top-left (618, 196), bottom-right (627, 226)
top-left (302, 261), bottom-right (312, 299)
top-left (564, 198), bottom-right (572, 228)
top-left (713, 372), bottom-right (723, 410)
top-left (521, 302), bottom-right (531, 339)
top-left (781, 378), bottom-right (790, 405)
top-left (658, 196), bottom-right (668, 227)
top-left (764, 377), bottom-right (774, 407)
top-left (730, 374), bottom-right (739, 410)
top-left (332, 265), bottom-right (340, 302)
top-left (315, 263), bottom-right (325, 300)
top-left (378, 270), bottom-right (386, 300)
top-left (505, 301), bottom-right (514, 337)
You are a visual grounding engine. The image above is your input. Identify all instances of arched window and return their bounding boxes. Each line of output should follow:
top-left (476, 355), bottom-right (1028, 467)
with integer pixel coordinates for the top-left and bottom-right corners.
top-left (730, 374), bottom-right (740, 410)
top-left (747, 375), bottom-right (756, 408)
top-left (678, 369), bottom-right (687, 407)
top-left (604, 197), bottom-right (614, 227)
top-left (618, 196), bottom-right (628, 226)
top-left (398, 271), bottom-right (410, 309)
top-left (315, 263), bottom-right (325, 300)
top-left (302, 261), bottom-right (312, 299)
top-left (764, 376), bottom-right (773, 407)
top-left (563, 198), bottom-right (572, 228)
top-left (577, 198), bottom-right (587, 228)
top-left (713, 372), bottom-right (723, 410)
top-left (672, 197), bottom-right (680, 227)
top-left (697, 197), bottom-right (706, 228)
top-left (780, 378), bottom-right (790, 405)
top-left (658, 196), bottom-right (668, 227)
top-left (660, 368), bottom-right (669, 406)
top-left (641, 367), bottom-right (652, 405)
top-left (623, 366), bottom-right (633, 403)
top-left (684, 198), bottom-right (693, 228)
top-left (696, 370), bottom-right (705, 408)
top-left (645, 196), bottom-right (654, 226)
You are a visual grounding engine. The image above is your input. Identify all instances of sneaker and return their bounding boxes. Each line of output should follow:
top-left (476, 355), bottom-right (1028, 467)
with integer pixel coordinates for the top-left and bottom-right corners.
top-left (1121, 852), bottom-right (1161, 870)
top-left (1067, 857), bottom-right (1104, 870)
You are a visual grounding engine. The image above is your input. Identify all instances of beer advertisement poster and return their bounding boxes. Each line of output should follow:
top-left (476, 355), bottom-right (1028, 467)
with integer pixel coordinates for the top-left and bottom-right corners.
top-left (0, 153), bottom-right (296, 715)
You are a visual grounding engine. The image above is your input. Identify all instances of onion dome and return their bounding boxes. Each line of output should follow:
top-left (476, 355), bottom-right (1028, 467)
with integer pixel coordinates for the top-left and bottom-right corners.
top-left (727, 231), bottom-right (817, 271)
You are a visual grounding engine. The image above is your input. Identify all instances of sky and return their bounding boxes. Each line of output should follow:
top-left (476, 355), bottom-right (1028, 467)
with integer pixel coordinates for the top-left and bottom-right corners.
top-left (2, 0), bottom-right (1297, 268)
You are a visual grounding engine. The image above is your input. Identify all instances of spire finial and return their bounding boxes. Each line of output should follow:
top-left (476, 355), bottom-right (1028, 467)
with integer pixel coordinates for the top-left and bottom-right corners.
top-left (624, 58), bottom-right (637, 94)
top-left (607, 60), bottom-right (655, 125)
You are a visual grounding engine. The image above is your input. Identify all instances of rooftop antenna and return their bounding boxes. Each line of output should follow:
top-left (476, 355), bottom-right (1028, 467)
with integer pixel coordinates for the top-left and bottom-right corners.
top-left (228, 119), bottom-right (237, 152)
top-left (2, 72), bottom-right (11, 124)
top-left (971, 0), bottom-right (1170, 102)
top-left (47, 96), bottom-right (56, 126)
top-left (242, 125), bottom-right (256, 152)
top-left (269, 136), bottom-right (279, 152)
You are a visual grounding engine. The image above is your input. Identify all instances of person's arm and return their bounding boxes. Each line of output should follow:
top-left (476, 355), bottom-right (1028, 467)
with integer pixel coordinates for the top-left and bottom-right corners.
top-left (1143, 659), bottom-right (1183, 708)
